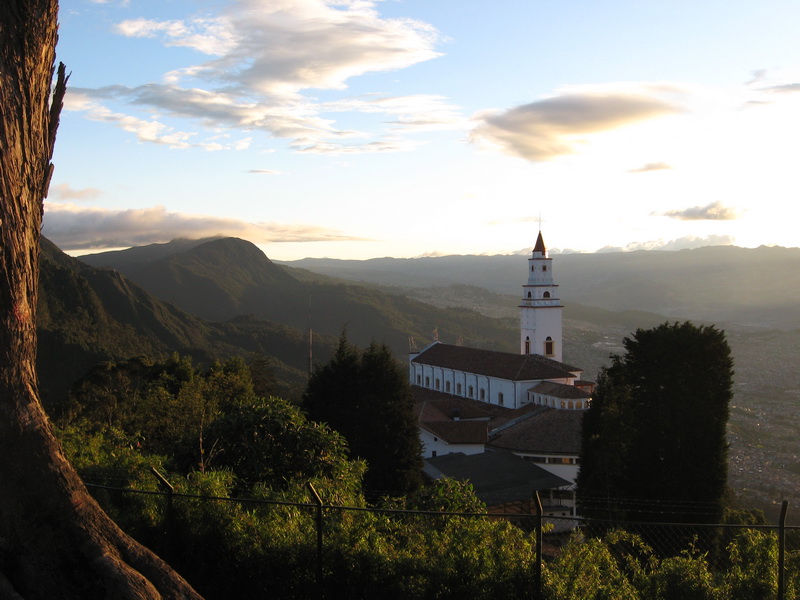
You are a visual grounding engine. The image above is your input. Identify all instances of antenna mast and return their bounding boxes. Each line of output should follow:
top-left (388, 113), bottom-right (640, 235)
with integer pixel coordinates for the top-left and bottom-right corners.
top-left (307, 292), bottom-right (313, 379)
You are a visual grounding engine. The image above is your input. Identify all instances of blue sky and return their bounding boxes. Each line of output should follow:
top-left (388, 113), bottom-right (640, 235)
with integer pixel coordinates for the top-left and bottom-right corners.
top-left (47, 0), bottom-right (800, 260)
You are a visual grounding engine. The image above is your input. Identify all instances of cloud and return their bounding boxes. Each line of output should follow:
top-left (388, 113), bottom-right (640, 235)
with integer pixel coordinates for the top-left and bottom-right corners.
top-left (67, 0), bottom-right (447, 155)
top-left (66, 90), bottom-right (253, 150)
top-left (660, 201), bottom-right (740, 221)
top-left (597, 235), bottom-right (735, 253)
top-left (470, 85), bottom-right (684, 162)
top-left (42, 202), bottom-right (364, 250)
top-left (762, 83), bottom-right (800, 94)
top-left (628, 162), bottom-right (672, 173)
top-left (48, 183), bottom-right (104, 201)
top-left (246, 169), bottom-right (282, 174)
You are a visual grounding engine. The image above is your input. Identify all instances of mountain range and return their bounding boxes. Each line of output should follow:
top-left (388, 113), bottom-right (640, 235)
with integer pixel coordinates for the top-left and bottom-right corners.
top-left (282, 244), bottom-right (800, 331)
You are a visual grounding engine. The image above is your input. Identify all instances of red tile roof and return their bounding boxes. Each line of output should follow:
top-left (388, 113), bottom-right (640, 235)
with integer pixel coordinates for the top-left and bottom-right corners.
top-left (529, 381), bottom-right (591, 400)
top-left (488, 408), bottom-right (582, 455)
top-left (533, 231), bottom-right (547, 255)
top-left (411, 343), bottom-right (580, 380)
top-left (421, 420), bottom-right (488, 444)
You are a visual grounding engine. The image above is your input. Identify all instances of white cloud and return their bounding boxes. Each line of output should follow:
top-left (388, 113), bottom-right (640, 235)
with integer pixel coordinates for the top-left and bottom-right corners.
top-left (48, 183), bottom-right (104, 201)
top-left (470, 84), bottom-right (685, 162)
top-left (628, 162), bottom-right (672, 173)
top-left (661, 201), bottom-right (741, 221)
top-left (115, 17), bottom-right (238, 56)
top-left (42, 202), bottom-right (364, 250)
top-left (596, 235), bottom-right (735, 253)
top-left (68, 0), bottom-right (446, 155)
top-left (66, 89), bottom-right (252, 150)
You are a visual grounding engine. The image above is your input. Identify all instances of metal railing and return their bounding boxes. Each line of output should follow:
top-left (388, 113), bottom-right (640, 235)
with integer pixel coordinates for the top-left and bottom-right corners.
top-left (84, 472), bottom-right (799, 600)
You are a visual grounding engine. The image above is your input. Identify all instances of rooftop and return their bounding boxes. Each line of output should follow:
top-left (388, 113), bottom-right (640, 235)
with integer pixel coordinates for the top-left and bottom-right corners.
top-left (411, 342), bottom-right (581, 381)
top-left (424, 450), bottom-right (571, 506)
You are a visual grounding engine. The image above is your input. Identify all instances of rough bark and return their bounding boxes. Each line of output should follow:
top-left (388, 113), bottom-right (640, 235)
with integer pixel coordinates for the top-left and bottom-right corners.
top-left (0, 2), bottom-right (202, 598)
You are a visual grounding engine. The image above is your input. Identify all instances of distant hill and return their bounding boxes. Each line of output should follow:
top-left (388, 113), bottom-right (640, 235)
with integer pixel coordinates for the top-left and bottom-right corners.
top-left (37, 238), bottom-right (332, 405)
top-left (282, 245), bottom-right (800, 331)
top-left (80, 237), bottom-right (518, 356)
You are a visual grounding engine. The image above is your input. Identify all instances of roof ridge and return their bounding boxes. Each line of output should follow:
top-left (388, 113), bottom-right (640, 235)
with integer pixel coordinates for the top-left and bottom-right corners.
top-left (489, 405), bottom-right (549, 437)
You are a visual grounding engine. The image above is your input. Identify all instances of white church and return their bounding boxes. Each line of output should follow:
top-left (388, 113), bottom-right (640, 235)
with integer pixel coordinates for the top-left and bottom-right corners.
top-left (409, 232), bottom-right (591, 515)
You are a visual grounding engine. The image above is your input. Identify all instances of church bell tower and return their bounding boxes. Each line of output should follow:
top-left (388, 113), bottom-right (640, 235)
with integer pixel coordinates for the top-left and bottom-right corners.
top-left (519, 231), bottom-right (563, 361)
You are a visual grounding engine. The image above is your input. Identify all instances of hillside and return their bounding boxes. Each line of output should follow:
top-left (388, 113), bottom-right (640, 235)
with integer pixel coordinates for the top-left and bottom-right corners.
top-left (37, 238), bottom-right (331, 405)
top-left (81, 238), bottom-right (518, 356)
top-left (283, 245), bottom-right (800, 331)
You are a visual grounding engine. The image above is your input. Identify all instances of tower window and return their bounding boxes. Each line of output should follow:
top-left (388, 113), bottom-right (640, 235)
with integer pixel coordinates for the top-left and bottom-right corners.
top-left (543, 291), bottom-right (551, 298)
top-left (531, 266), bottom-right (535, 272)
top-left (544, 336), bottom-right (554, 357)
top-left (543, 265), bottom-right (547, 271)
top-left (525, 337), bottom-right (531, 355)
top-left (527, 291), bottom-right (532, 298)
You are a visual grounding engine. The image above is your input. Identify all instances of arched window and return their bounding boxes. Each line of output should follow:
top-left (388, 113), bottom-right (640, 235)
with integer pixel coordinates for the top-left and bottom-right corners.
top-left (544, 336), bottom-right (554, 357)
top-left (527, 291), bottom-right (532, 298)
top-left (525, 337), bottom-right (531, 354)
top-left (568, 400), bottom-right (574, 409)
top-left (543, 291), bottom-right (551, 298)
top-left (531, 265), bottom-right (535, 272)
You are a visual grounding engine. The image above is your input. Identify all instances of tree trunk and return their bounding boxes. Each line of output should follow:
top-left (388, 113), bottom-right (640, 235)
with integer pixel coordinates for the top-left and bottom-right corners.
top-left (0, 2), bottom-right (202, 598)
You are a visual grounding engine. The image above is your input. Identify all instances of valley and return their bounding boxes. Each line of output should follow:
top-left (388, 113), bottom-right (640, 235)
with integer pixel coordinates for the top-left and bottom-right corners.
top-left (60, 238), bottom-right (800, 522)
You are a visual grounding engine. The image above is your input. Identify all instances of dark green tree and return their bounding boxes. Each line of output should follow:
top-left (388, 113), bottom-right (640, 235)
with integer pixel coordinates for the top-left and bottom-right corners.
top-left (577, 322), bottom-right (733, 524)
top-left (303, 334), bottom-right (423, 495)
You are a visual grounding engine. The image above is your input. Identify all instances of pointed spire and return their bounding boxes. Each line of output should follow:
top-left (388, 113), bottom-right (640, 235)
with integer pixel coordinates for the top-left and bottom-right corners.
top-left (533, 231), bottom-right (546, 255)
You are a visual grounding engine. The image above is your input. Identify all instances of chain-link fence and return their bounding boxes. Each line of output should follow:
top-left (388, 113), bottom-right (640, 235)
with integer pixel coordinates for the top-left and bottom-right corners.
top-left (84, 476), bottom-right (799, 600)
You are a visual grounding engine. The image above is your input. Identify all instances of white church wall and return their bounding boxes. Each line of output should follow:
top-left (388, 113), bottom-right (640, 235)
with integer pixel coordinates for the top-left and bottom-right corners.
top-left (514, 452), bottom-right (580, 485)
top-left (419, 428), bottom-right (484, 459)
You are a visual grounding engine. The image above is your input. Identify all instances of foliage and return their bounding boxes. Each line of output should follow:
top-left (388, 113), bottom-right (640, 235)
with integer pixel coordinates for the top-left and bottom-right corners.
top-left (578, 321), bottom-right (733, 525)
top-left (57, 351), bottom-right (800, 600)
top-left (303, 334), bottom-right (424, 495)
top-left (198, 397), bottom-right (365, 501)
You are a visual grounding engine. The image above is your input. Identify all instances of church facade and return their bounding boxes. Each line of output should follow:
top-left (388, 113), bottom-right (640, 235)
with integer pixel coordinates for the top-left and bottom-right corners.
top-left (409, 232), bottom-right (592, 495)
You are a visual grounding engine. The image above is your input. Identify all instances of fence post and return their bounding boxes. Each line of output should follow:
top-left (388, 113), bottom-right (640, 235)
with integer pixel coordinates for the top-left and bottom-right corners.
top-left (151, 467), bottom-right (174, 559)
top-left (534, 490), bottom-right (543, 600)
top-left (778, 500), bottom-right (788, 600)
top-left (307, 482), bottom-right (324, 593)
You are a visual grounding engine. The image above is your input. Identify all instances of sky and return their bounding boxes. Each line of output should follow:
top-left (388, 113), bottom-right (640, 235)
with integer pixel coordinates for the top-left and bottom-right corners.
top-left (47, 0), bottom-right (800, 261)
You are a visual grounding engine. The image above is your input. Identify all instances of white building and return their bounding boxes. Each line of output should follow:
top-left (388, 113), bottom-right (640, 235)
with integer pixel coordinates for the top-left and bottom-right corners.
top-left (410, 232), bottom-right (592, 503)
top-left (520, 231), bottom-right (563, 361)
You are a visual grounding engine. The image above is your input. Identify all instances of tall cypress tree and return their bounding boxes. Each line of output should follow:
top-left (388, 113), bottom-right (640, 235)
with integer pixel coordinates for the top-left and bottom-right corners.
top-left (303, 335), bottom-right (423, 495)
top-left (577, 322), bottom-right (733, 524)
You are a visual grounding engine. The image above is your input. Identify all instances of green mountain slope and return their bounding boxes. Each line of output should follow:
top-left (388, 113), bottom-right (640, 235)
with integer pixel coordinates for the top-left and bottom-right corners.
top-left (81, 237), bottom-right (518, 356)
top-left (37, 238), bottom-right (330, 405)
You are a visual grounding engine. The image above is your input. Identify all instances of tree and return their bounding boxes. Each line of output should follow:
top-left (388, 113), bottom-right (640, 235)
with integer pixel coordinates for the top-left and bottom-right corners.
top-left (0, 2), bottom-right (201, 597)
top-left (577, 322), bottom-right (733, 524)
top-left (303, 334), bottom-right (423, 495)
